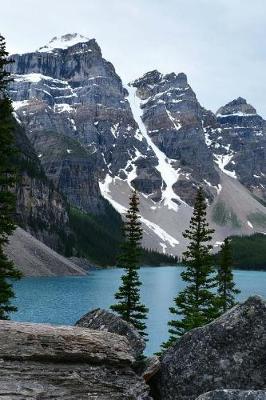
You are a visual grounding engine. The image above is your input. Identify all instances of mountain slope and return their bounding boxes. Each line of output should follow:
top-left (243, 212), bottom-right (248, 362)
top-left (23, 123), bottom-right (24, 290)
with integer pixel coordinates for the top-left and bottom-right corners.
top-left (6, 227), bottom-right (87, 276)
top-left (7, 34), bottom-right (266, 257)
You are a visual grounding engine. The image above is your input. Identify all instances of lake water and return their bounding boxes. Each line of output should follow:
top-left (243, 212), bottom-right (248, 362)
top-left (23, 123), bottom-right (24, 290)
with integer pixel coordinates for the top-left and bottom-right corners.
top-left (11, 266), bottom-right (266, 355)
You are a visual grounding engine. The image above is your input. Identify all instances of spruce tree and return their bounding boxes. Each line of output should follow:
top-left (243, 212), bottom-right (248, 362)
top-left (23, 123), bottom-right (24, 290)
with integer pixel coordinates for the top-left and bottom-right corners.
top-left (217, 238), bottom-right (240, 313)
top-left (0, 34), bottom-right (21, 320)
top-left (163, 187), bottom-right (218, 348)
top-left (110, 190), bottom-right (148, 338)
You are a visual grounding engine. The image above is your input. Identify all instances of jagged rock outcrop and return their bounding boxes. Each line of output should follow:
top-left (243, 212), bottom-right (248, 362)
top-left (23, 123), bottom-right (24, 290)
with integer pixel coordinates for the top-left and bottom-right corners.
top-left (151, 296), bottom-right (266, 400)
top-left (0, 320), bottom-right (152, 399)
top-left (131, 70), bottom-right (220, 205)
top-left (196, 391), bottom-right (266, 400)
top-left (204, 97), bottom-right (266, 203)
top-left (13, 120), bottom-right (71, 253)
top-left (75, 308), bottom-right (145, 358)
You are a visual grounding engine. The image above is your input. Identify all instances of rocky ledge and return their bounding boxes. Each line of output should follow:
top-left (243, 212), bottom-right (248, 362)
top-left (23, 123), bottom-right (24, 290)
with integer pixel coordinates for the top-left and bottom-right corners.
top-left (0, 320), bottom-right (151, 399)
top-left (75, 308), bottom-right (146, 358)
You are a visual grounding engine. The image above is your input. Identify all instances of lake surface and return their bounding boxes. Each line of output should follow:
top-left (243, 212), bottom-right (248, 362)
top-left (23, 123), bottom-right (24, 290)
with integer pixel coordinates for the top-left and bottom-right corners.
top-left (11, 266), bottom-right (266, 355)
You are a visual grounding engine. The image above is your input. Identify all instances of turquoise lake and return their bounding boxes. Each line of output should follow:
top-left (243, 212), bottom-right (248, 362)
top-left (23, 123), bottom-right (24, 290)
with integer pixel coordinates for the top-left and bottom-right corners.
top-left (11, 266), bottom-right (266, 355)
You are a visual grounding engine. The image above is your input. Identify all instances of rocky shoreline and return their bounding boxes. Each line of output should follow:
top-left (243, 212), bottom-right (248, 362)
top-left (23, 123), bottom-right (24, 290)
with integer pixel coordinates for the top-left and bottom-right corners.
top-left (0, 296), bottom-right (265, 399)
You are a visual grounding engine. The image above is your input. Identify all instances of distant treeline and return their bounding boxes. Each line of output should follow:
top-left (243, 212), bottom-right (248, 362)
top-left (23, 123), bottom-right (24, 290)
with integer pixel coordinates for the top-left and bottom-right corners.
top-left (68, 206), bottom-right (178, 267)
top-left (214, 233), bottom-right (266, 270)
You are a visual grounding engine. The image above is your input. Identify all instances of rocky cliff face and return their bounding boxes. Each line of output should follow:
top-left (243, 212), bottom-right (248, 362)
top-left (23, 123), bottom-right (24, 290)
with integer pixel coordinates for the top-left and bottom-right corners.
top-left (131, 70), bottom-right (220, 205)
top-left (203, 97), bottom-right (266, 201)
top-left (13, 121), bottom-right (71, 253)
top-left (8, 34), bottom-right (159, 213)
top-left (216, 98), bottom-right (266, 203)
top-left (7, 34), bottom-right (266, 256)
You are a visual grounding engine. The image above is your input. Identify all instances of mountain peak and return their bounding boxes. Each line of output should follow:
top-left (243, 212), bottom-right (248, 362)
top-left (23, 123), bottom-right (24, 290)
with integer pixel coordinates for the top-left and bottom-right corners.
top-left (216, 97), bottom-right (257, 117)
top-left (131, 70), bottom-right (163, 88)
top-left (131, 71), bottom-right (188, 91)
top-left (38, 33), bottom-right (90, 53)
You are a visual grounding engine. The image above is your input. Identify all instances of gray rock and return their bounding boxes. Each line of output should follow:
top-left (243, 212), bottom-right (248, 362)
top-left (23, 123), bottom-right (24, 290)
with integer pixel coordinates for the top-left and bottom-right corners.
top-left (75, 308), bottom-right (146, 357)
top-left (151, 296), bottom-right (266, 400)
top-left (131, 70), bottom-right (220, 205)
top-left (196, 390), bottom-right (266, 400)
top-left (142, 356), bottom-right (160, 383)
top-left (205, 97), bottom-right (266, 205)
top-left (0, 320), bottom-right (152, 399)
top-left (13, 121), bottom-right (71, 253)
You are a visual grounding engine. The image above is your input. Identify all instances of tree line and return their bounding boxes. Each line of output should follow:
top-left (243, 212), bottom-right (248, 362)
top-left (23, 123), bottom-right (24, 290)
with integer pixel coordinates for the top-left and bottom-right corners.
top-left (110, 188), bottom-right (240, 351)
top-left (0, 34), bottom-right (22, 319)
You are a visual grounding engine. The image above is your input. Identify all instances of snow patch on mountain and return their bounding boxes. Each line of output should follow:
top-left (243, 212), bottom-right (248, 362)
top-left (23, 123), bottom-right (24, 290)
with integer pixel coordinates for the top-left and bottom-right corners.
top-left (126, 84), bottom-right (186, 211)
top-left (217, 112), bottom-right (256, 118)
top-left (14, 73), bottom-right (68, 85)
top-left (38, 33), bottom-right (90, 53)
top-left (213, 153), bottom-right (237, 179)
top-left (99, 174), bottom-right (179, 248)
top-left (13, 100), bottom-right (30, 111)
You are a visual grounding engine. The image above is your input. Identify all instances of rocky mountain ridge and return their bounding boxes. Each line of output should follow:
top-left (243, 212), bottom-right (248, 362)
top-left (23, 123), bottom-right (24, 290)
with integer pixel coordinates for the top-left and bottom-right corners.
top-left (7, 33), bottom-right (266, 256)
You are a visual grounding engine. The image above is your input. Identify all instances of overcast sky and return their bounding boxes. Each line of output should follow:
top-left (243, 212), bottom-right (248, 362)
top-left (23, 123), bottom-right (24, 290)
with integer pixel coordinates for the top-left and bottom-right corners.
top-left (2, 0), bottom-right (266, 116)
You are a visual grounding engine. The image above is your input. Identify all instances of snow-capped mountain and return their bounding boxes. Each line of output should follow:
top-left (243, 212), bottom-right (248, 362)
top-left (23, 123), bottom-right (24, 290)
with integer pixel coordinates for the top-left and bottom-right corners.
top-left (8, 34), bottom-right (266, 256)
top-left (38, 33), bottom-right (90, 52)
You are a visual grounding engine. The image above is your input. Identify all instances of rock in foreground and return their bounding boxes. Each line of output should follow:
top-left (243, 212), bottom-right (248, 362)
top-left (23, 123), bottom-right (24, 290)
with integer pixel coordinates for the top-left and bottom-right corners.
top-left (0, 320), bottom-right (152, 399)
top-left (76, 308), bottom-right (146, 358)
top-left (197, 390), bottom-right (266, 400)
top-left (151, 296), bottom-right (266, 400)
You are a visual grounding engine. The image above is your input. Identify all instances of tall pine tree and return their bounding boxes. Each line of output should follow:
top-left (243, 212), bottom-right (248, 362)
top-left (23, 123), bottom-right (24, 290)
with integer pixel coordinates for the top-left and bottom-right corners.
top-left (110, 190), bottom-right (148, 338)
top-left (163, 187), bottom-right (218, 348)
top-left (0, 34), bottom-right (21, 320)
top-left (217, 238), bottom-right (240, 313)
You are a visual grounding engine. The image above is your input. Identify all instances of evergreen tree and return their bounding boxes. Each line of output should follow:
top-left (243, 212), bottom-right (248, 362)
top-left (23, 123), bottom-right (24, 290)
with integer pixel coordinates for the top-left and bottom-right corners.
top-left (163, 187), bottom-right (218, 348)
top-left (0, 34), bottom-right (21, 320)
top-left (217, 238), bottom-right (240, 313)
top-left (110, 191), bottom-right (148, 338)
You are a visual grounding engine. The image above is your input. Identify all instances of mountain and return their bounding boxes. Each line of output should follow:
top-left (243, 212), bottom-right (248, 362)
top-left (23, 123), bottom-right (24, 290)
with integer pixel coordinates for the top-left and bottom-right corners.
top-left (7, 33), bottom-right (266, 258)
top-left (214, 97), bottom-right (265, 203)
top-left (12, 119), bottom-right (72, 253)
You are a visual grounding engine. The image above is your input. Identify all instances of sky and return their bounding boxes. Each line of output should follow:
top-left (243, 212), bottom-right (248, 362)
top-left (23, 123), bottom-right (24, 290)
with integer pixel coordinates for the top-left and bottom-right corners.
top-left (2, 0), bottom-right (266, 116)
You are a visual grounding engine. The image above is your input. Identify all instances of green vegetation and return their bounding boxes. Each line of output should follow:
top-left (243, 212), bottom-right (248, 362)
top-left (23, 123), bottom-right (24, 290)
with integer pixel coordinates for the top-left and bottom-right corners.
top-left (68, 202), bottom-right (123, 266)
top-left (0, 34), bottom-right (22, 319)
top-left (164, 187), bottom-right (220, 348)
top-left (140, 248), bottom-right (178, 266)
top-left (212, 201), bottom-right (241, 228)
top-left (217, 238), bottom-right (240, 313)
top-left (68, 204), bottom-right (178, 267)
top-left (215, 233), bottom-right (266, 270)
top-left (111, 191), bottom-right (148, 338)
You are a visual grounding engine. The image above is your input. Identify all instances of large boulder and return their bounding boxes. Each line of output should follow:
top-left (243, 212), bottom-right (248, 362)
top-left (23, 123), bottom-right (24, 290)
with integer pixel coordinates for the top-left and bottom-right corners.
top-left (151, 296), bottom-right (266, 400)
top-left (0, 320), bottom-right (152, 399)
top-left (196, 391), bottom-right (266, 400)
top-left (75, 308), bottom-right (146, 357)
